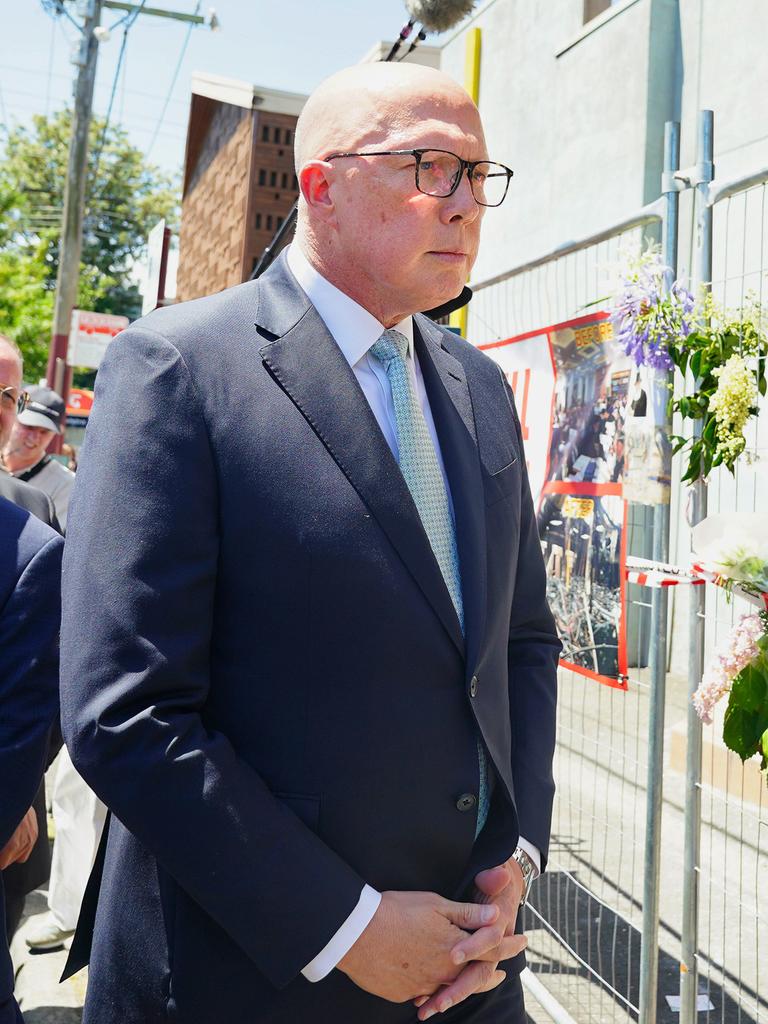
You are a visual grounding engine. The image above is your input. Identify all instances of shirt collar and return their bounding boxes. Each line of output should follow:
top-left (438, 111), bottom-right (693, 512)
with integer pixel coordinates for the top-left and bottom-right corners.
top-left (286, 244), bottom-right (414, 368)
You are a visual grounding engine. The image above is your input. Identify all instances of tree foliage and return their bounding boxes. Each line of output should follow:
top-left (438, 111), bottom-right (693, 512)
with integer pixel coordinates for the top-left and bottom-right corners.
top-left (0, 108), bottom-right (179, 382)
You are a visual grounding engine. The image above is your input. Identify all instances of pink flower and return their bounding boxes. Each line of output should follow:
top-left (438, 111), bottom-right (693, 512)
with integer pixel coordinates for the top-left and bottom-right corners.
top-left (693, 613), bottom-right (765, 724)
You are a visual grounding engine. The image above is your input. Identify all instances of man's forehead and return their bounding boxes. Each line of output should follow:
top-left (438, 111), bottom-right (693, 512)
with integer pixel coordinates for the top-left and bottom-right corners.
top-left (0, 348), bottom-right (21, 384)
top-left (351, 108), bottom-right (487, 157)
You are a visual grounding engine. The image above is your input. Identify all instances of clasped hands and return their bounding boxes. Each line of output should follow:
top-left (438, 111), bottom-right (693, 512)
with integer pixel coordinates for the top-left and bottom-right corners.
top-left (338, 856), bottom-right (525, 1020)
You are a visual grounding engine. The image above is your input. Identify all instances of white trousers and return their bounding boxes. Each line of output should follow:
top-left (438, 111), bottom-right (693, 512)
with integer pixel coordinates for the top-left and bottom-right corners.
top-left (48, 746), bottom-right (107, 931)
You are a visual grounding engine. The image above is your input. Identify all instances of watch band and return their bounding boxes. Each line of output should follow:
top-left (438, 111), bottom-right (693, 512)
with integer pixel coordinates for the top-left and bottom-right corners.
top-left (511, 846), bottom-right (537, 906)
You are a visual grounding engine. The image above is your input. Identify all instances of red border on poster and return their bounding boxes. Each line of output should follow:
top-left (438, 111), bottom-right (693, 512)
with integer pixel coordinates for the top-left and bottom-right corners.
top-left (480, 312), bottom-right (628, 689)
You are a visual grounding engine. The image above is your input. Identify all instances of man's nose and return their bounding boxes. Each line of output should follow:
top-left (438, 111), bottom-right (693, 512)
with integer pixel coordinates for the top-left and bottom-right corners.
top-left (439, 170), bottom-right (481, 224)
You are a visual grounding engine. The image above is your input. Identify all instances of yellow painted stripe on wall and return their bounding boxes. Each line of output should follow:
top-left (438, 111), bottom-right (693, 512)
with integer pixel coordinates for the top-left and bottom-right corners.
top-left (449, 27), bottom-right (481, 336)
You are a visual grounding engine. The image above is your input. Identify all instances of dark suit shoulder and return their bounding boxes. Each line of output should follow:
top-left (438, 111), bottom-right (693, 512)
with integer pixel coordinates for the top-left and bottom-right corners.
top-left (0, 473), bottom-right (59, 529)
top-left (129, 279), bottom-right (261, 357)
top-left (0, 494), bottom-right (62, 586)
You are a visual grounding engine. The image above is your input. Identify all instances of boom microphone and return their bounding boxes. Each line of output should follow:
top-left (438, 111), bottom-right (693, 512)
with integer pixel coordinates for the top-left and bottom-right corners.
top-left (403, 0), bottom-right (477, 34)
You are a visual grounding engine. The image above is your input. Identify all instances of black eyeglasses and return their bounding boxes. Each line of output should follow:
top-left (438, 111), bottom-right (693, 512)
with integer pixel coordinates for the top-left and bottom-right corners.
top-left (324, 148), bottom-right (514, 207)
top-left (0, 383), bottom-right (29, 415)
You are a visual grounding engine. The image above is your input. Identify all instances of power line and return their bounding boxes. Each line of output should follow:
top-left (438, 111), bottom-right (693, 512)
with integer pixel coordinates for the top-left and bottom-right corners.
top-left (145, 2), bottom-right (198, 159)
top-left (45, 11), bottom-right (57, 116)
top-left (0, 63), bottom-right (190, 107)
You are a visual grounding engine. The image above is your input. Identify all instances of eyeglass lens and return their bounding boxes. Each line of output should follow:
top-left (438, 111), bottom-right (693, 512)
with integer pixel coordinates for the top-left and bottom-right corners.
top-left (0, 386), bottom-right (27, 414)
top-left (416, 151), bottom-right (509, 207)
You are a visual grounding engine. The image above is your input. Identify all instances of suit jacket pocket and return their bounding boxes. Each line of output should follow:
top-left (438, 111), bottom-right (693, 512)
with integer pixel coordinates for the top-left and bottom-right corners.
top-left (482, 457), bottom-right (520, 507)
top-left (275, 792), bottom-right (321, 833)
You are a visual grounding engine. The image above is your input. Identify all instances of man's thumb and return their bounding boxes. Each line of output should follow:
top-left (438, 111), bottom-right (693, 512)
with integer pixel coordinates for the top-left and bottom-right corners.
top-left (475, 863), bottom-right (512, 897)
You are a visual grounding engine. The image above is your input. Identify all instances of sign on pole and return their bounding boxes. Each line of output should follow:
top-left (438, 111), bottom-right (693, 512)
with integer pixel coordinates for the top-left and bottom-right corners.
top-left (67, 310), bottom-right (129, 370)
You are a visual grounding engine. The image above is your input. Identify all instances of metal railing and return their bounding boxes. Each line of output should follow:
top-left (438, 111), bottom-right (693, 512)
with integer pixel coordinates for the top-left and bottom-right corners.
top-left (466, 115), bottom-right (767, 1024)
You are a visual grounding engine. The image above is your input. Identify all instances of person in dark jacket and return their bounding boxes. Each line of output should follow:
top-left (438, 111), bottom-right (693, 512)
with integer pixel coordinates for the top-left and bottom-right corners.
top-left (0, 496), bottom-right (62, 1023)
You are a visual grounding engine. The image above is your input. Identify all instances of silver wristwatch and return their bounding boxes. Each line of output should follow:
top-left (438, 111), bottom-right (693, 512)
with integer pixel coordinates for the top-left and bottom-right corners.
top-left (511, 847), bottom-right (538, 906)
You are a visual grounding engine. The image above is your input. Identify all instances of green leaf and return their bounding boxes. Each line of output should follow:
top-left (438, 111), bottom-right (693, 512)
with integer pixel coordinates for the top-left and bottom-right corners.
top-left (703, 417), bottom-right (717, 443)
top-left (690, 351), bottom-right (702, 379)
top-left (722, 704), bottom-right (762, 760)
top-left (760, 376), bottom-right (767, 397)
top-left (730, 661), bottom-right (768, 713)
top-left (679, 396), bottom-right (690, 417)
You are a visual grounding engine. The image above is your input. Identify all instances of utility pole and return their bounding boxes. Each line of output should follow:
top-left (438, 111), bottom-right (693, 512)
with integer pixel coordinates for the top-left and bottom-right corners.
top-left (47, 0), bottom-right (103, 412)
top-left (45, 0), bottom-right (215, 443)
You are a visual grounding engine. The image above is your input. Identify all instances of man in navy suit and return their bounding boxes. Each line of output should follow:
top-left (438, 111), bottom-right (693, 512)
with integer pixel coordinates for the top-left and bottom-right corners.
top-left (0, 497), bottom-right (63, 1024)
top-left (61, 62), bottom-right (560, 1023)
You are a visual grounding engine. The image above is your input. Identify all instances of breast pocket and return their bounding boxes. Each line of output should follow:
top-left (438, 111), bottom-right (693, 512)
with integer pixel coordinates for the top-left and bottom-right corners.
top-left (482, 453), bottom-right (521, 507)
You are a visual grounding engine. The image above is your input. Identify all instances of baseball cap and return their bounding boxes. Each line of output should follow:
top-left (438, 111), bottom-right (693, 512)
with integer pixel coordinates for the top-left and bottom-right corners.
top-left (17, 385), bottom-right (66, 435)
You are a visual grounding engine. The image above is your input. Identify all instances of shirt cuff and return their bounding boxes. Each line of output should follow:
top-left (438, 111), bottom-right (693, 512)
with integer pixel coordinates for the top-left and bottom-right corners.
top-left (301, 884), bottom-right (382, 983)
top-left (516, 836), bottom-right (541, 876)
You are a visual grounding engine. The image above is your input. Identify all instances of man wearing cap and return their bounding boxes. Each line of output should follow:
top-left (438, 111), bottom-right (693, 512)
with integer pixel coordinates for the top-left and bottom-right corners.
top-left (2, 385), bottom-right (75, 531)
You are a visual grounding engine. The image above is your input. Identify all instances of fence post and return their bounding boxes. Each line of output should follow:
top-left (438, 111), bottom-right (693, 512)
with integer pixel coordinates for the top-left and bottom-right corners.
top-left (679, 108), bottom-right (714, 1024)
top-left (638, 119), bottom-right (680, 1024)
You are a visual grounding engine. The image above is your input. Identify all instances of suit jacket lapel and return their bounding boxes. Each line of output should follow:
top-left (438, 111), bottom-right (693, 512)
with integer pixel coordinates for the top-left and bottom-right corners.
top-left (255, 256), bottom-right (464, 656)
top-left (414, 316), bottom-right (488, 681)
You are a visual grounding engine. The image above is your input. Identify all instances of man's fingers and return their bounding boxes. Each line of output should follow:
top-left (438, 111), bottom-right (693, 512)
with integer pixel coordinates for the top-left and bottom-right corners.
top-left (416, 962), bottom-right (506, 1019)
top-left (440, 898), bottom-right (499, 931)
top-left (452, 927), bottom-right (527, 965)
top-left (449, 923), bottom-right (505, 964)
top-left (455, 933), bottom-right (527, 965)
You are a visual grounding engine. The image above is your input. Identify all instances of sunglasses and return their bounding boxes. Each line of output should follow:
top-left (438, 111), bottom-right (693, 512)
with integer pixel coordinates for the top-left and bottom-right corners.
top-left (0, 383), bottom-right (30, 415)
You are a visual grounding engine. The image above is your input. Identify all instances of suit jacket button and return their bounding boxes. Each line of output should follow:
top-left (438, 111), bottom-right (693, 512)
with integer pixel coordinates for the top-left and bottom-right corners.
top-left (469, 675), bottom-right (479, 697)
top-left (456, 793), bottom-right (477, 812)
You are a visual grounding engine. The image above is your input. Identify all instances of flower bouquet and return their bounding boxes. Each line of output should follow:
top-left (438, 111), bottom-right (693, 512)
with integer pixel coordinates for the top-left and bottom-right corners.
top-left (610, 250), bottom-right (767, 485)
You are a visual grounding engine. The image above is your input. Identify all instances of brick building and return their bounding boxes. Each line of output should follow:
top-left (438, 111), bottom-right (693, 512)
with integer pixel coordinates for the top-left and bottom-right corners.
top-left (176, 73), bottom-right (306, 301)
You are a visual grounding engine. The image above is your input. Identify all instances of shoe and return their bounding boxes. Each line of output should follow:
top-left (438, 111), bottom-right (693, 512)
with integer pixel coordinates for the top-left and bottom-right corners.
top-left (24, 912), bottom-right (74, 951)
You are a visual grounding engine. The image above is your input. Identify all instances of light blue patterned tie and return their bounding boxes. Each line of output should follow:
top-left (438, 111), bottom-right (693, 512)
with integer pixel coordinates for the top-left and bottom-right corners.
top-left (370, 329), bottom-right (489, 836)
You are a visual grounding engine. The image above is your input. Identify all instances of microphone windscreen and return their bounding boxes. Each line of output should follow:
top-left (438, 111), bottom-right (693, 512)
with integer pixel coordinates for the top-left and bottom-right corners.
top-left (403, 0), bottom-right (476, 33)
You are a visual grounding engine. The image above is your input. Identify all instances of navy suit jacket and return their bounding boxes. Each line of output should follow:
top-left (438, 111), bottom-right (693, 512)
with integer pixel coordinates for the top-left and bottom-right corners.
top-left (60, 253), bottom-right (560, 1024)
top-left (0, 497), bottom-right (62, 1024)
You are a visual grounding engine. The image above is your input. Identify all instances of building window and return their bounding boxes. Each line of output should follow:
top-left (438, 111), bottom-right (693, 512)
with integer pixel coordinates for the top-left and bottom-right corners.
top-left (262, 124), bottom-right (269, 142)
top-left (583, 0), bottom-right (621, 22)
top-left (273, 126), bottom-right (281, 143)
top-left (281, 172), bottom-right (288, 188)
top-left (277, 216), bottom-right (283, 229)
top-left (255, 212), bottom-right (262, 229)
top-left (258, 169), bottom-right (266, 186)
top-left (266, 214), bottom-right (273, 231)
top-left (269, 171), bottom-right (277, 187)
top-left (285, 129), bottom-right (292, 144)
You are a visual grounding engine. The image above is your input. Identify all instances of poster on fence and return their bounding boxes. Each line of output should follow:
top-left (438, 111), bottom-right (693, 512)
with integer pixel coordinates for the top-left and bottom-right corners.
top-left (481, 312), bottom-right (629, 688)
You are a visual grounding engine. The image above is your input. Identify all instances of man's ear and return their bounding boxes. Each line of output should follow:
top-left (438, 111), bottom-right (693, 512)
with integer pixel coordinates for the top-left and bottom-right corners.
top-left (299, 161), bottom-right (335, 216)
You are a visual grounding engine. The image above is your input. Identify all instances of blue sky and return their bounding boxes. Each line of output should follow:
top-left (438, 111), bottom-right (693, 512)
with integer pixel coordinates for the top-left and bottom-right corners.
top-left (1, 0), bottom-right (448, 180)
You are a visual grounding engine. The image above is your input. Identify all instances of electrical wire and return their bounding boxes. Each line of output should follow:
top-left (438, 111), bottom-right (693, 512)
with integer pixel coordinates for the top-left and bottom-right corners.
top-left (45, 12), bottom-right (57, 117)
top-left (145, 2), bottom-right (200, 159)
top-left (90, 24), bottom-right (131, 179)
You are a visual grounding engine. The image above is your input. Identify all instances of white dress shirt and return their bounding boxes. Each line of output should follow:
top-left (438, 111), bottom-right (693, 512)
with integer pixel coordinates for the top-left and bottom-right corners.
top-left (286, 243), bottom-right (540, 983)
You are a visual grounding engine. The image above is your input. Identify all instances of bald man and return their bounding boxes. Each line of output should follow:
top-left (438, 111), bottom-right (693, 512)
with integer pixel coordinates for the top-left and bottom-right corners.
top-left (61, 63), bottom-right (559, 1023)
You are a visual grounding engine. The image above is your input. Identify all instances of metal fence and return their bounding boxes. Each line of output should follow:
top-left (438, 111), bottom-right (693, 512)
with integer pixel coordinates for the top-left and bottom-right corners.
top-left (465, 114), bottom-right (767, 1024)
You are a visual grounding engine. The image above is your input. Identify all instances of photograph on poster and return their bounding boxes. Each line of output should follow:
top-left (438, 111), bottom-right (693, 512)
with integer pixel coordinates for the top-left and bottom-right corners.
top-left (537, 491), bottom-right (626, 684)
top-left (546, 320), bottom-right (631, 486)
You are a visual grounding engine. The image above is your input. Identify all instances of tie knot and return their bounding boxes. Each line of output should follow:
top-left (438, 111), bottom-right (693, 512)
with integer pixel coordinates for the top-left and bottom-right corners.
top-left (370, 329), bottom-right (408, 367)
